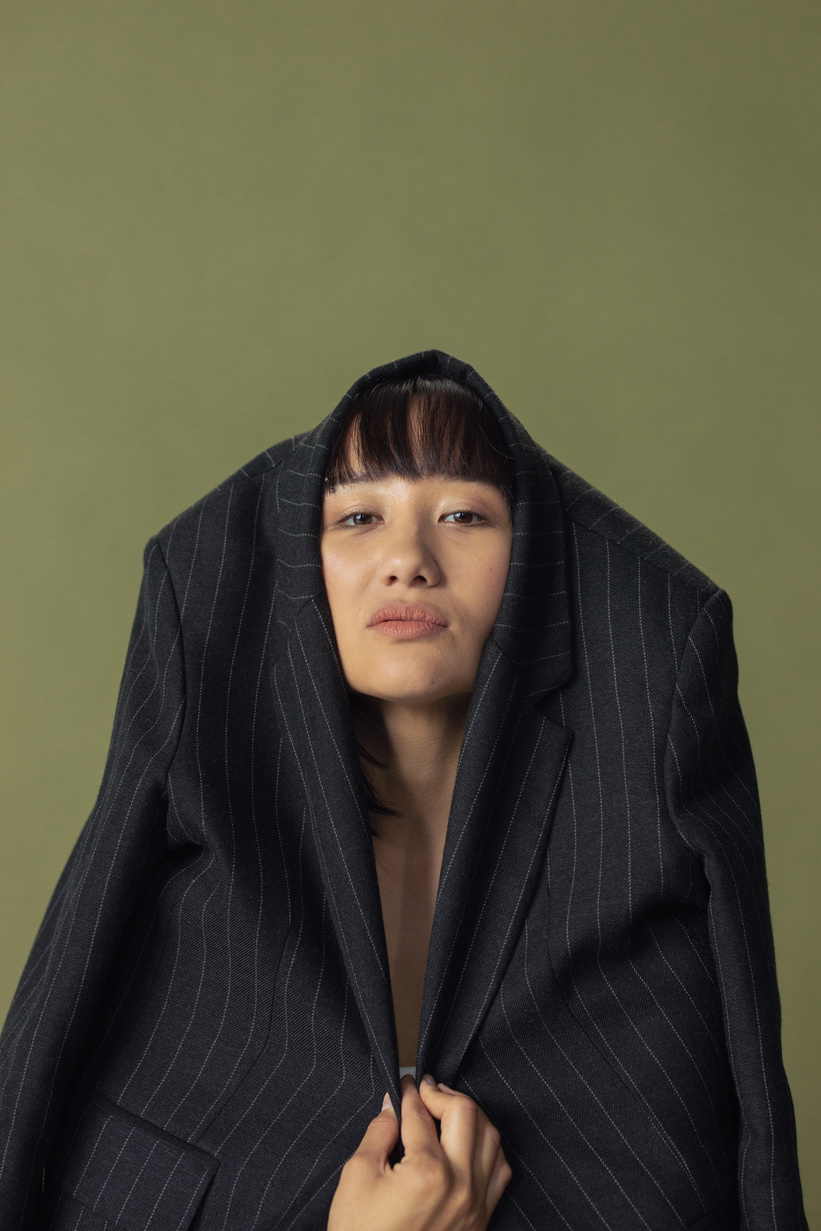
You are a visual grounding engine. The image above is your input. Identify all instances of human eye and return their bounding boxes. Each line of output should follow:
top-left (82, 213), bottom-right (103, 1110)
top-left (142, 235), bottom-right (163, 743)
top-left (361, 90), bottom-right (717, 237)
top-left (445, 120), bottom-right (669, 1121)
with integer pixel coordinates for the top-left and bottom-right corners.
top-left (442, 510), bottom-right (486, 525)
top-left (340, 510), bottom-right (378, 527)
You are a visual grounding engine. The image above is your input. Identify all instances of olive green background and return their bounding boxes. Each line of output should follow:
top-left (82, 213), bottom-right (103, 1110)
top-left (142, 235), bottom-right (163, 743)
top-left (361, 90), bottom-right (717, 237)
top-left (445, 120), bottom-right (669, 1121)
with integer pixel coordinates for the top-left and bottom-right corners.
top-left (1, 0), bottom-right (818, 1214)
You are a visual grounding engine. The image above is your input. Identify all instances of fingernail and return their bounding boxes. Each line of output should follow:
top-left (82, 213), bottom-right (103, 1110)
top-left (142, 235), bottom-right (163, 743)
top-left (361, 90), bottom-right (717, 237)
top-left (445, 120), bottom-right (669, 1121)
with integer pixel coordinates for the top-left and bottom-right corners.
top-left (422, 1073), bottom-right (436, 1086)
top-left (381, 1091), bottom-right (392, 1111)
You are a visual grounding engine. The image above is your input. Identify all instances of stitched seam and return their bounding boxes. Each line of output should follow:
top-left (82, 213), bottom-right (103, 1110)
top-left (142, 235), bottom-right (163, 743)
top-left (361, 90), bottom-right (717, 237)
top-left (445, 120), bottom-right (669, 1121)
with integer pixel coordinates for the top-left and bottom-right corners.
top-left (152, 537), bottom-right (189, 792)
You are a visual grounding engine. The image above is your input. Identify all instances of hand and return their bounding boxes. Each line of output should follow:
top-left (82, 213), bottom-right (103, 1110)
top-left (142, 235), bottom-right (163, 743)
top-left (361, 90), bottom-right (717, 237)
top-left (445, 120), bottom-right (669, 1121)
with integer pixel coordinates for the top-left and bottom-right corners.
top-left (327, 1073), bottom-right (512, 1231)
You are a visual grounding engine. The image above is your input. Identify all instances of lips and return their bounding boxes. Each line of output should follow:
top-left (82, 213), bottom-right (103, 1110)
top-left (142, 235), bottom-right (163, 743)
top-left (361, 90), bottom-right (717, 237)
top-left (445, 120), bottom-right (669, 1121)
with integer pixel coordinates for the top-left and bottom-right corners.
top-left (367, 603), bottom-right (447, 628)
top-left (366, 600), bottom-right (450, 640)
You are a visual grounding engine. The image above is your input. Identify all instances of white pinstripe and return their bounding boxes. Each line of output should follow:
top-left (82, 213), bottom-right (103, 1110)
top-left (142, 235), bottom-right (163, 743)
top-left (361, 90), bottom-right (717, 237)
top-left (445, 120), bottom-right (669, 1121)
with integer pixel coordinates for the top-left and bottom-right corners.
top-left (446, 723), bottom-right (566, 1065)
top-left (475, 1035), bottom-right (613, 1228)
top-left (163, 477), bottom-right (268, 1132)
top-left (9, 663), bottom-right (184, 1222)
top-left (666, 747), bottom-right (777, 1227)
top-left (642, 917), bottom-right (725, 1060)
top-left (91, 1123), bottom-right (136, 1215)
top-left (112, 1135), bottom-right (160, 1222)
top-left (144, 1150), bottom-right (185, 1229)
top-left (522, 913), bottom-right (688, 1223)
top-left (422, 683), bottom-right (521, 1059)
top-left (288, 614), bottom-right (393, 1002)
top-left (569, 521), bottom-right (707, 1204)
top-left (460, 1075), bottom-right (575, 1231)
top-left (209, 805), bottom-right (308, 1160)
top-left (190, 588), bottom-right (286, 1139)
top-left (606, 543), bottom-right (727, 1188)
top-left (223, 889), bottom-right (329, 1231)
top-left (116, 848), bottom-right (217, 1107)
top-left (637, 557), bottom-right (665, 896)
top-left (666, 592), bottom-right (778, 1226)
top-left (69, 1112), bottom-right (112, 1208)
top-left (497, 981), bottom-right (654, 1228)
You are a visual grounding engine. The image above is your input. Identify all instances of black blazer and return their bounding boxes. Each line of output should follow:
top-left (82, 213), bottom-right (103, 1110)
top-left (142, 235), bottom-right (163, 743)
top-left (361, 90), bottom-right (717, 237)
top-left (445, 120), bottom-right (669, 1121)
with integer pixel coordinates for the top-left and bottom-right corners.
top-left (0, 351), bottom-right (807, 1231)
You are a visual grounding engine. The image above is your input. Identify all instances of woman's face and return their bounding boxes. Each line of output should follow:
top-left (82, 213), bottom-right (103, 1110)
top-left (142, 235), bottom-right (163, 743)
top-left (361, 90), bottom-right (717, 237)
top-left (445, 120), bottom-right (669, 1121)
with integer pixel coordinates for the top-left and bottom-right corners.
top-left (320, 472), bottom-right (513, 707)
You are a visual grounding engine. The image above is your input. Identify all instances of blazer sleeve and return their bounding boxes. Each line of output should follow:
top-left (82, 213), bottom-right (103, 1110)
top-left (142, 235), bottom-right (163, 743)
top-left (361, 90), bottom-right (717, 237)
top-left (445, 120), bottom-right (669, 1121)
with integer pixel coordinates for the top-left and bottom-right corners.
top-left (0, 535), bottom-right (185, 1231)
top-left (664, 587), bottom-right (807, 1230)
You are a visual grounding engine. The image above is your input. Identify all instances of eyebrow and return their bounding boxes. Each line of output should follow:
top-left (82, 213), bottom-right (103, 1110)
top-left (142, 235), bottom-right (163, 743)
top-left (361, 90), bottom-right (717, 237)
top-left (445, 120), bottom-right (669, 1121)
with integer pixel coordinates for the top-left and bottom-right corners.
top-left (324, 473), bottom-right (496, 490)
top-left (325, 474), bottom-right (376, 488)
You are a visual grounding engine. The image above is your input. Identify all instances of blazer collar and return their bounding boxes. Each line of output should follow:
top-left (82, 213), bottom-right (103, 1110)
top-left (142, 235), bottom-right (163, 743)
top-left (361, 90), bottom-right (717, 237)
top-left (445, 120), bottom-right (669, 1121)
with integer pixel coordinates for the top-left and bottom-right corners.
top-left (269, 350), bottom-right (573, 1108)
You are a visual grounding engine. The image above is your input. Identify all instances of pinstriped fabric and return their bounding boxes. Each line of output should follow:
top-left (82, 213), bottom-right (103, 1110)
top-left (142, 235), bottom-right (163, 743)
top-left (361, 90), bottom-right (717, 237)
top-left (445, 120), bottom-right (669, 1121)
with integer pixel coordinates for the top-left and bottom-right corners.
top-left (665, 590), bottom-right (805, 1230)
top-left (0, 532), bottom-right (186, 1229)
top-left (0, 350), bottom-right (807, 1230)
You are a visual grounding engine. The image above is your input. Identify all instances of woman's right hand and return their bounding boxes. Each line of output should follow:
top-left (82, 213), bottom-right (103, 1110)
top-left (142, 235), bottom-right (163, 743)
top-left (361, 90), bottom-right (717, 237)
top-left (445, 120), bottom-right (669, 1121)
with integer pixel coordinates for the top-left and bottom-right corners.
top-left (327, 1073), bottom-right (512, 1231)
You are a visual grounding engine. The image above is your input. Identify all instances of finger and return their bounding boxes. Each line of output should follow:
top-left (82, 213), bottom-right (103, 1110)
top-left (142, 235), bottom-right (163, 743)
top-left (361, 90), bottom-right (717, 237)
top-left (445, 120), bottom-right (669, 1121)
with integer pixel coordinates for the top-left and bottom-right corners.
top-left (352, 1090), bottom-right (400, 1167)
top-left (395, 1074), bottom-right (446, 1158)
top-left (485, 1145), bottom-right (514, 1216)
top-left (417, 1078), bottom-right (481, 1176)
top-left (418, 1081), bottom-right (512, 1216)
top-left (476, 1120), bottom-right (502, 1180)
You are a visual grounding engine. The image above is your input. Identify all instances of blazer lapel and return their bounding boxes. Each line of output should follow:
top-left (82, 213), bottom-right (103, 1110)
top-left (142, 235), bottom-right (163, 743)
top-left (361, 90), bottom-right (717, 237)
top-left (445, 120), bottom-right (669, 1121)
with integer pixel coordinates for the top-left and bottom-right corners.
top-left (416, 646), bottom-right (572, 1085)
top-left (271, 600), bottom-right (401, 1102)
top-left (411, 352), bottom-right (576, 1085)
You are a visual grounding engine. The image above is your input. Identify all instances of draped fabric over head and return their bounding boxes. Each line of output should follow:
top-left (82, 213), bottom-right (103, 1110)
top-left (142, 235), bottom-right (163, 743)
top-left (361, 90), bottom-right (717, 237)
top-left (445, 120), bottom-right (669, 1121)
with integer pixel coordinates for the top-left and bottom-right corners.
top-left (268, 349), bottom-right (574, 1095)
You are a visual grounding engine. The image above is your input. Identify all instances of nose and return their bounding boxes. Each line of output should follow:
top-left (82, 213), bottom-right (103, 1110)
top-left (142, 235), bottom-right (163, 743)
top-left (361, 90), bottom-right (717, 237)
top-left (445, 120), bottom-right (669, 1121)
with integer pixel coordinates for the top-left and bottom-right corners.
top-left (379, 519), bottom-right (441, 588)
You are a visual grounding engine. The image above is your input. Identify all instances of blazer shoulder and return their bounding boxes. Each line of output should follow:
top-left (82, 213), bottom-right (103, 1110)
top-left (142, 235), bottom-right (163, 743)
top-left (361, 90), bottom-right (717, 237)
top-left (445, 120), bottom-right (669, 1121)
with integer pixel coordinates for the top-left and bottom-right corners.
top-left (150, 433), bottom-right (305, 557)
top-left (548, 453), bottom-right (720, 601)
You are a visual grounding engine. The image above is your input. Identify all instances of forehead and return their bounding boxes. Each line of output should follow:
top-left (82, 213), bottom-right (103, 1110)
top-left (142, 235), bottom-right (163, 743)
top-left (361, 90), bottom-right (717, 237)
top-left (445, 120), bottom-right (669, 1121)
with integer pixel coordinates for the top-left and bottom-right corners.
top-left (322, 472), bottom-right (504, 497)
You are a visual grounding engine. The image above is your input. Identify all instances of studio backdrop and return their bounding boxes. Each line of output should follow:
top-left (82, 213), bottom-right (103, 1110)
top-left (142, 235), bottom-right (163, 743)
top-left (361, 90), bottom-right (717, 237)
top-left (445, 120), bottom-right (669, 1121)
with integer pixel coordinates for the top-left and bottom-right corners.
top-left (1, 0), bottom-right (818, 1221)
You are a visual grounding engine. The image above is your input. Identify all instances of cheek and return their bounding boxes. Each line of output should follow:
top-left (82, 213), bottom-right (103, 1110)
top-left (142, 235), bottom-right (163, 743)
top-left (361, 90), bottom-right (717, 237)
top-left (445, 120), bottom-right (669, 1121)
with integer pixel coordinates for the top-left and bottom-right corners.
top-left (454, 550), bottom-right (511, 640)
top-left (321, 548), bottom-right (350, 595)
top-left (479, 548), bottom-right (512, 612)
top-left (491, 549), bottom-right (511, 593)
top-left (321, 551), bottom-right (364, 634)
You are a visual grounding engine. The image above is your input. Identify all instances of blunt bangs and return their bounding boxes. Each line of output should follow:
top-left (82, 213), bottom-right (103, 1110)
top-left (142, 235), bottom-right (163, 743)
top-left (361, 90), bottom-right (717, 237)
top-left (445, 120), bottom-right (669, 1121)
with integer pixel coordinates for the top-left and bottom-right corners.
top-left (322, 374), bottom-right (514, 513)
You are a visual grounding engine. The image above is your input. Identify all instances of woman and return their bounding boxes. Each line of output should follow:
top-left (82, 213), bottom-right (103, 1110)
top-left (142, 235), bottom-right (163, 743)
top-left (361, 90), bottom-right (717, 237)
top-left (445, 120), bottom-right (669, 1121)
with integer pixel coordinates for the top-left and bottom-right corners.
top-left (0, 350), bottom-right (807, 1230)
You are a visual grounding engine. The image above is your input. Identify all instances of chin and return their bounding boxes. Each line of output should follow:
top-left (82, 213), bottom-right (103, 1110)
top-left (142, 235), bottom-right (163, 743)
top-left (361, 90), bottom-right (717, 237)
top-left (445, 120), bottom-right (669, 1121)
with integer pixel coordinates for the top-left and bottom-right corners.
top-left (357, 673), bottom-right (470, 704)
top-left (347, 650), bottom-right (478, 703)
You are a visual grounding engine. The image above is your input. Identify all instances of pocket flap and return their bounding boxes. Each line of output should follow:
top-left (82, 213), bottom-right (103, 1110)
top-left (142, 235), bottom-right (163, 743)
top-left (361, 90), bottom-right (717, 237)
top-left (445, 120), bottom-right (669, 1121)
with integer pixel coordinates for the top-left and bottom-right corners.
top-left (56, 1092), bottom-right (217, 1231)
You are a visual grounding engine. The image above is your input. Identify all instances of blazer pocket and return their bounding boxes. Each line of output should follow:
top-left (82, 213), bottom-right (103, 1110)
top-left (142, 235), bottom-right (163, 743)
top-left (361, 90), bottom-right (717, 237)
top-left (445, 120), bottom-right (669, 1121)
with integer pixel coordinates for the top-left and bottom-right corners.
top-left (49, 1091), bottom-right (217, 1231)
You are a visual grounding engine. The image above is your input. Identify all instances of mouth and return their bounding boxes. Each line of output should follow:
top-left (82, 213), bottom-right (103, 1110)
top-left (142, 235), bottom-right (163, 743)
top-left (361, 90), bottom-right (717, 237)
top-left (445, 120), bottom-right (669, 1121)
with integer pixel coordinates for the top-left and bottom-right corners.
top-left (367, 603), bottom-right (448, 640)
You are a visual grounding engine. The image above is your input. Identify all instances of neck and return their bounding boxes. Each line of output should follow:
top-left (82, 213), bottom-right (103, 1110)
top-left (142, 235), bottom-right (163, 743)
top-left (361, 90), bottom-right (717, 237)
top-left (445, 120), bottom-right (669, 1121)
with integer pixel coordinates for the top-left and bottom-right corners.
top-left (350, 692), bottom-right (470, 848)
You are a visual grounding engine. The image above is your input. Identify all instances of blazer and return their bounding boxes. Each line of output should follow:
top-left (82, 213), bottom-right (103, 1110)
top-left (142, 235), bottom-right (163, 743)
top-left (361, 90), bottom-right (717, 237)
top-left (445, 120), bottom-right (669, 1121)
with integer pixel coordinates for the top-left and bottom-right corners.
top-left (0, 350), bottom-right (807, 1231)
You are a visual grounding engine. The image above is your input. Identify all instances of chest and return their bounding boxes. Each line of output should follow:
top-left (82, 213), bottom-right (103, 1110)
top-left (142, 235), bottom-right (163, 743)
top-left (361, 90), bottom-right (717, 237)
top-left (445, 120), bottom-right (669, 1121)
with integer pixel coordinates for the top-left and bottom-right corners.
top-left (372, 836), bottom-right (445, 1067)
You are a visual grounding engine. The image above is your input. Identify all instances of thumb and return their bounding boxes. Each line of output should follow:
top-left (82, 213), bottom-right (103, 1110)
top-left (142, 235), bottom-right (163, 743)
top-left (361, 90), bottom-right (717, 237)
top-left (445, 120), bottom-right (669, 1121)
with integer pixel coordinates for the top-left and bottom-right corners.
top-left (357, 1091), bottom-right (400, 1160)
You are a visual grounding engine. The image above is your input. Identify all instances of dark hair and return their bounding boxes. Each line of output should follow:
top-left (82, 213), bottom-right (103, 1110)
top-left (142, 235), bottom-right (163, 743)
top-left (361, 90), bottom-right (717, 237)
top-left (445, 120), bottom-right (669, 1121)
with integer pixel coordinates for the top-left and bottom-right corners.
top-left (355, 738), bottom-right (402, 841)
top-left (323, 373), bottom-right (514, 514)
top-left (323, 373), bottom-right (514, 842)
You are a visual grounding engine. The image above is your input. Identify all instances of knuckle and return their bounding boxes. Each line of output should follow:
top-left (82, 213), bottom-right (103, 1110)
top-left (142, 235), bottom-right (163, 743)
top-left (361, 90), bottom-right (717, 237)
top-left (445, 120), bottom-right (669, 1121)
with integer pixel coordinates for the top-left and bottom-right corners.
top-left (451, 1179), bottom-right (475, 1212)
top-left (450, 1087), bottom-right (471, 1103)
top-left (458, 1096), bottom-right (479, 1123)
